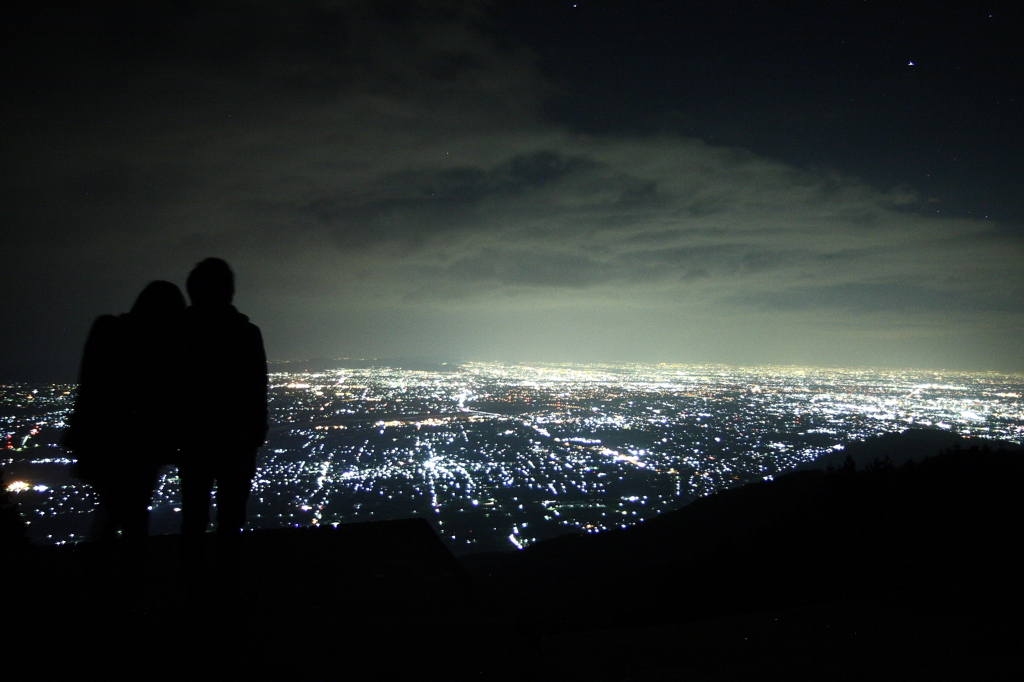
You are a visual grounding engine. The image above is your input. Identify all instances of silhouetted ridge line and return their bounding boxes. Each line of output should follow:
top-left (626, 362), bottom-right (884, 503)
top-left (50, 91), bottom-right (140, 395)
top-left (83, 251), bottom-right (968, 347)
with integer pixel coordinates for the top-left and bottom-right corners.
top-left (801, 426), bottom-right (1021, 471)
top-left (7, 520), bottom-right (504, 681)
top-left (7, 432), bottom-right (1022, 681)
top-left (465, 434), bottom-right (1023, 629)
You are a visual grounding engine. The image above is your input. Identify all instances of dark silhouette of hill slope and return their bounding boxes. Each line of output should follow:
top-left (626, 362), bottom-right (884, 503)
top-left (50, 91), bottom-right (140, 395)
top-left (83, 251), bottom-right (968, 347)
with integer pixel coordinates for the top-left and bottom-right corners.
top-left (6, 432), bottom-right (1022, 681)
top-left (800, 426), bottom-right (1021, 471)
top-left (464, 438), bottom-right (1023, 679)
top-left (470, 444), bottom-right (1022, 611)
top-left (5, 519), bottom-right (507, 681)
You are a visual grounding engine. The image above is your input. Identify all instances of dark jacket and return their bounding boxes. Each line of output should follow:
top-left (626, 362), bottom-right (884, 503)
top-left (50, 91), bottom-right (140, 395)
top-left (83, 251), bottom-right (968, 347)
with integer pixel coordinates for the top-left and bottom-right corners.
top-left (64, 312), bottom-right (184, 475)
top-left (64, 315), bottom-right (122, 462)
top-left (180, 303), bottom-right (268, 452)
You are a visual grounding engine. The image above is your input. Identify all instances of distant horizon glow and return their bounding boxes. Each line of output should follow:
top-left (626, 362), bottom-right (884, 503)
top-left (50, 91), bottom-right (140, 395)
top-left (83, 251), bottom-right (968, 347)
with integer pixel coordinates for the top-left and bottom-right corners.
top-left (268, 358), bottom-right (1024, 380)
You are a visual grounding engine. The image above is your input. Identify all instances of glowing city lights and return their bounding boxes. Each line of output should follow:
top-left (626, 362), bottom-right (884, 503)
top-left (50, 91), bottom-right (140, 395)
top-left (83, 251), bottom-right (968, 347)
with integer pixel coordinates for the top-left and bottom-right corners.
top-left (3, 363), bottom-right (1023, 551)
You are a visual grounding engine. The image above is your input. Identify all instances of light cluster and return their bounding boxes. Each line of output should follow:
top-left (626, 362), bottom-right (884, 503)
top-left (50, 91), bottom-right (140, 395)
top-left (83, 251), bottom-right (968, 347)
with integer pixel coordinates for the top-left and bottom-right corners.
top-left (2, 363), bottom-right (1022, 553)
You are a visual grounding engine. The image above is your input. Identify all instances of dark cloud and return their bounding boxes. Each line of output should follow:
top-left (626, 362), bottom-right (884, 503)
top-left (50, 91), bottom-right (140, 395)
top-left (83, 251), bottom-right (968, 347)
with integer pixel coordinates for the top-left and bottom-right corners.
top-left (1, 1), bottom-right (1022, 378)
top-left (739, 283), bottom-right (1024, 316)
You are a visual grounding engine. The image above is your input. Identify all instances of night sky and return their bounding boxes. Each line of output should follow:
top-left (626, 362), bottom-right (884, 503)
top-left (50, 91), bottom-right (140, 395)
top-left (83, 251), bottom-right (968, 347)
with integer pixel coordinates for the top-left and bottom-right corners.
top-left (3, 1), bottom-right (1022, 381)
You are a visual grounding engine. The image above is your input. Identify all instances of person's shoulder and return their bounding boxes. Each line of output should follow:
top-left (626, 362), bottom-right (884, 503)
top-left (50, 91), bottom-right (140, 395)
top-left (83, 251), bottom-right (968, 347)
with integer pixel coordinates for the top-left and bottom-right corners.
top-left (184, 304), bottom-right (262, 340)
top-left (240, 315), bottom-right (261, 332)
top-left (225, 306), bottom-right (261, 331)
top-left (236, 313), bottom-right (264, 344)
top-left (92, 313), bottom-right (120, 328)
top-left (87, 314), bottom-right (123, 340)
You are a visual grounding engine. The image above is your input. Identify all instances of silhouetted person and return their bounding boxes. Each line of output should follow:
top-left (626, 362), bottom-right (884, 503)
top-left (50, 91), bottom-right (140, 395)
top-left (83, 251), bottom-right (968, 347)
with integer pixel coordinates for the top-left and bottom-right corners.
top-left (64, 281), bottom-right (186, 554)
top-left (178, 258), bottom-right (268, 576)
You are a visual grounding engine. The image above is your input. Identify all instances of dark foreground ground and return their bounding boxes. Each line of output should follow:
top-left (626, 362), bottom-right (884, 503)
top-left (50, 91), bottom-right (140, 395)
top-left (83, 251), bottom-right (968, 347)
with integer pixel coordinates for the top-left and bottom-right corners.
top-left (5, 439), bottom-right (1023, 680)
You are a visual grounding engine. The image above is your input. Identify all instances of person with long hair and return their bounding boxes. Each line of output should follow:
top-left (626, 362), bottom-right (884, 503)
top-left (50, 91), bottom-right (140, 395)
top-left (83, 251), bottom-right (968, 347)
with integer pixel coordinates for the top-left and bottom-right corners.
top-left (64, 281), bottom-right (186, 553)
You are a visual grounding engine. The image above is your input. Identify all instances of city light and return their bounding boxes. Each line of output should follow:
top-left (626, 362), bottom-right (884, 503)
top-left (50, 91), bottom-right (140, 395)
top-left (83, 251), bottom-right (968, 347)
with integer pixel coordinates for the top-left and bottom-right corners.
top-left (3, 363), bottom-right (1022, 552)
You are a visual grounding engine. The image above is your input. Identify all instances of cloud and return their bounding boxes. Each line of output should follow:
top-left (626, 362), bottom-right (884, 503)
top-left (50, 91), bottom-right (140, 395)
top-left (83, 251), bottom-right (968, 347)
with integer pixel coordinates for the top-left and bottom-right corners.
top-left (2, 1), bottom-right (1022, 373)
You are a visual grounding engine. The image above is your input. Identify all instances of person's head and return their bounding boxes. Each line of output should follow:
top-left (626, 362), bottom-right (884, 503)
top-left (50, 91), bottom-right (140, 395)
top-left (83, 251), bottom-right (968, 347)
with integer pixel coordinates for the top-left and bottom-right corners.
top-left (130, 280), bottom-right (187, 320)
top-left (186, 258), bottom-right (235, 306)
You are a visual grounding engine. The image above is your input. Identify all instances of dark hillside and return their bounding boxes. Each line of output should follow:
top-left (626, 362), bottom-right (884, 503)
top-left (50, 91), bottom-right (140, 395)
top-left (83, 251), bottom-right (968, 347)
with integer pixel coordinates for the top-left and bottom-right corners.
top-left (6, 433), bottom-right (1022, 680)
top-left (468, 444), bottom-right (1023, 618)
top-left (802, 426), bottom-right (1022, 470)
top-left (5, 520), bottom-right (506, 681)
top-left (465, 439), bottom-right (1023, 678)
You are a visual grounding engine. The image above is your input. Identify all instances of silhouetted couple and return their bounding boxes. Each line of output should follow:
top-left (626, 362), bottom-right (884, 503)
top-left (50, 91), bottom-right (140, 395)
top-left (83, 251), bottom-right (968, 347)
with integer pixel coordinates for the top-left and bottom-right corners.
top-left (64, 258), bottom-right (268, 576)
